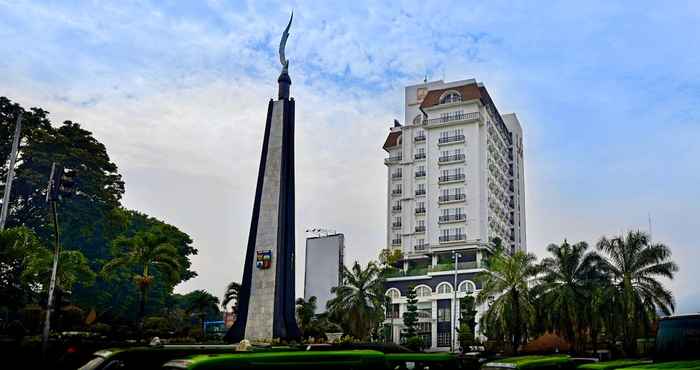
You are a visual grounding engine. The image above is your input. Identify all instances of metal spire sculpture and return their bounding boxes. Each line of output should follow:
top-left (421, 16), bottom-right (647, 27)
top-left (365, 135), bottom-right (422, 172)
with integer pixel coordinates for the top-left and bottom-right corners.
top-left (279, 12), bottom-right (293, 74)
top-left (277, 12), bottom-right (293, 99)
top-left (225, 11), bottom-right (301, 343)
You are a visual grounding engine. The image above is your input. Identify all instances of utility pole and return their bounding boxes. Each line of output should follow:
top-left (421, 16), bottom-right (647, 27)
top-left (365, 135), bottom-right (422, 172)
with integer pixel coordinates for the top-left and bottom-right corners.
top-left (452, 250), bottom-right (462, 353)
top-left (42, 163), bottom-right (62, 355)
top-left (0, 112), bottom-right (23, 231)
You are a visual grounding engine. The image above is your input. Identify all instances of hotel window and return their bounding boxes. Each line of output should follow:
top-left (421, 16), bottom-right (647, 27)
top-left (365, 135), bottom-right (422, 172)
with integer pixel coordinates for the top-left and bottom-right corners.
top-left (437, 304), bottom-right (451, 322)
top-left (417, 183), bottom-right (425, 193)
top-left (416, 201), bottom-right (425, 211)
top-left (415, 286), bottom-right (431, 298)
top-left (413, 114), bottom-right (423, 125)
top-left (455, 128), bottom-right (463, 136)
top-left (416, 219), bottom-right (425, 228)
top-left (437, 283), bottom-right (453, 294)
top-left (439, 91), bottom-right (462, 104)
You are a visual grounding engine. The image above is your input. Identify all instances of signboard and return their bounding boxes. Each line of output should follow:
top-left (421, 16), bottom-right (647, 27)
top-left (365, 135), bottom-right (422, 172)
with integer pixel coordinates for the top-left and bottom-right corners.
top-left (256, 250), bottom-right (272, 269)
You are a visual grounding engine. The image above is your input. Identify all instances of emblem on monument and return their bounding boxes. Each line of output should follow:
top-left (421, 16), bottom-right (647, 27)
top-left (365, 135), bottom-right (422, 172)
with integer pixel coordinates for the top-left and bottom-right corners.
top-left (256, 250), bottom-right (272, 269)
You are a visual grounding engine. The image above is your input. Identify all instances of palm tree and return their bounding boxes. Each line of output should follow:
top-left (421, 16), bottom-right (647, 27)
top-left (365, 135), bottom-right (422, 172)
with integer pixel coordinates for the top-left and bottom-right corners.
top-left (101, 227), bottom-right (181, 322)
top-left (186, 290), bottom-right (220, 337)
top-left (536, 240), bottom-right (604, 352)
top-left (296, 296), bottom-right (317, 338)
top-left (327, 261), bottom-right (385, 340)
top-left (476, 249), bottom-right (541, 354)
top-left (222, 281), bottom-right (240, 312)
top-left (596, 230), bottom-right (678, 354)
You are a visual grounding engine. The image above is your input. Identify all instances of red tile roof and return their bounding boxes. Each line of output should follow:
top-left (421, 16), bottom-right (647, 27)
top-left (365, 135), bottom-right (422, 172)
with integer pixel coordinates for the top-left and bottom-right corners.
top-left (383, 131), bottom-right (401, 151)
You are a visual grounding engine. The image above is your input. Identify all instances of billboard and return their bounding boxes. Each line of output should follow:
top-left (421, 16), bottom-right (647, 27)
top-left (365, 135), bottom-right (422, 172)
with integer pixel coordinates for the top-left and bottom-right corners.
top-left (304, 234), bottom-right (344, 313)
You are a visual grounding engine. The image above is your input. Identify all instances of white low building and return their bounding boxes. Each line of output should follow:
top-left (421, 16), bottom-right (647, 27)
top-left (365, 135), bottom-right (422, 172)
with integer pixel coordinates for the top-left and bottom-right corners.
top-left (381, 78), bottom-right (526, 351)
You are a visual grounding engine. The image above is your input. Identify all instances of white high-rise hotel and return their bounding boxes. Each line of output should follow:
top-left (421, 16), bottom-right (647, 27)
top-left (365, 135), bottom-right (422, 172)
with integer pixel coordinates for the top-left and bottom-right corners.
top-left (382, 79), bottom-right (526, 351)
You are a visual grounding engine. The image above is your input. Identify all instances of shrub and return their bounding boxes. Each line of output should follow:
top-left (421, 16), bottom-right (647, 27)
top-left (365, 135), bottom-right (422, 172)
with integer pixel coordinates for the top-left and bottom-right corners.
top-left (404, 336), bottom-right (423, 351)
top-left (143, 316), bottom-right (171, 337)
top-left (59, 305), bottom-right (85, 331)
top-left (21, 304), bottom-right (43, 334)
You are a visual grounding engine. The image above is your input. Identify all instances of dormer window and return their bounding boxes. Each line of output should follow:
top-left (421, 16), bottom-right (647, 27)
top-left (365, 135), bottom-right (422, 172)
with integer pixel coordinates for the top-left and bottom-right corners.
top-left (439, 91), bottom-right (462, 105)
top-left (413, 114), bottom-right (424, 125)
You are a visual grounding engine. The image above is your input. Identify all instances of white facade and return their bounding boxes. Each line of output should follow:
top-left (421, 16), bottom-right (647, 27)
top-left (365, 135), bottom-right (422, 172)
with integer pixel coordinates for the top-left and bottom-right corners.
top-left (381, 79), bottom-right (526, 351)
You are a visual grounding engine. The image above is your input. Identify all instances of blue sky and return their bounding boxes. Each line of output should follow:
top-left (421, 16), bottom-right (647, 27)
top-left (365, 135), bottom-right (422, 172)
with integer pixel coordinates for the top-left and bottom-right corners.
top-left (1, 0), bottom-right (699, 312)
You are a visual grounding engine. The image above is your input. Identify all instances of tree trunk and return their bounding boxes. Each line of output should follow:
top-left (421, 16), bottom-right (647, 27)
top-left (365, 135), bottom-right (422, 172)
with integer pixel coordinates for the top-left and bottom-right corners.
top-left (512, 289), bottom-right (521, 354)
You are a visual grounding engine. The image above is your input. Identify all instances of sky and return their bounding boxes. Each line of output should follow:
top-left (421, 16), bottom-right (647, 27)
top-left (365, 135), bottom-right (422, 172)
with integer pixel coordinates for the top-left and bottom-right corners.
top-left (1, 1), bottom-right (699, 313)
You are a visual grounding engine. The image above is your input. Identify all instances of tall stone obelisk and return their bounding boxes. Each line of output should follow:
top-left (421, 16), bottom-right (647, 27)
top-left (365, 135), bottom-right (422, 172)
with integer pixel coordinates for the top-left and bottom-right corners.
top-left (225, 14), bottom-right (301, 343)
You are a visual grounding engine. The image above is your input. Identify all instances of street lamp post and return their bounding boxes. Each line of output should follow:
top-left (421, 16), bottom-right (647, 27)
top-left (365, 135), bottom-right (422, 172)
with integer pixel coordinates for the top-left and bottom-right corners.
top-left (451, 250), bottom-right (461, 353)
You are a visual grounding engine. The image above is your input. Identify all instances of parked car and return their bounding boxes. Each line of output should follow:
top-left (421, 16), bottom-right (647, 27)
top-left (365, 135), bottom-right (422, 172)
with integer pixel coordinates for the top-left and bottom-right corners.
top-left (481, 355), bottom-right (574, 370)
top-left (78, 344), bottom-right (277, 370)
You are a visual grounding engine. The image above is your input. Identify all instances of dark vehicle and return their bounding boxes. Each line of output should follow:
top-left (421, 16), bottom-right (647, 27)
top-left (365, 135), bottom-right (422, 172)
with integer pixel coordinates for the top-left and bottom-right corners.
top-left (624, 361), bottom-right (700, 370)
top-left (578, 360), bottom-right (653, 370)
top-left (482, 355), bottom-right (574, 370)
top-left (655, 314), bottom-right (700, 361)
top-left (162, 349), bottom-right (386, 370)
top-left (78, 344), bottom-right (270, 370)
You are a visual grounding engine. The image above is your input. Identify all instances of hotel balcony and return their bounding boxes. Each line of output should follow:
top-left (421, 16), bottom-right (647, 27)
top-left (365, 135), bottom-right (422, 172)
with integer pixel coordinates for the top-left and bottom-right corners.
top-left (438, 194), bottom-right (466, 203)
top-left (414, 243), bottom-right (428, 252)
top-left (391, 205), bottom-right (402, 213)
top-left (438, 173), bottom-right (465, 184)
top-left (415, 171), bottom-right (426, 178)
top-left (392, 222), bottom-right (402, 230)
top-left (438, 214), bottom-right (466, 224)
top-left (438, 134), bottom-right (466, 146)
top-left (415, 207), bottom-right (426, 215)
top-left (439, 234), bottom-right (466, 243)
top-left (424, 112), bottom-right (480, 126)
top-left (415, 225), bottom-right (426, 233)
top-left (391, 189), bottom-right (402, 196)
top-left (391, 172), bottom-right (402, 180)
top-left (438, 153), bottom-right (465, 164)
top-left (385, 155), bottom-right (402, 164)
top-left (391, 239), bottom-right (401, 246)
top-left (415, 189), bottom-right (426, 196)
top-left (414, 152), bottom-right (426, 160)
top-left (414, 135), bottom-right (426, 142)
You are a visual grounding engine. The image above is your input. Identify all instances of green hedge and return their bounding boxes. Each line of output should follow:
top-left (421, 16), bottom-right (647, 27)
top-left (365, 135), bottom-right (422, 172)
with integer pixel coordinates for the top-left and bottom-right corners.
top-left (579, 360), bottom-right (653, 370)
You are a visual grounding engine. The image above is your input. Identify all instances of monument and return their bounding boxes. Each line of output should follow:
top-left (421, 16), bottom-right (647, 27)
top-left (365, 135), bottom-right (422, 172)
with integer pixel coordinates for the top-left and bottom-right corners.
top-left (225, 14), bottom-right (301, 343)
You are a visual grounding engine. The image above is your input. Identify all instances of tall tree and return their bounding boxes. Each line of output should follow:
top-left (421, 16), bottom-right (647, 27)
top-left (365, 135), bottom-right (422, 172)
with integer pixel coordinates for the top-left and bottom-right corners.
top-left (458, 295), bottom-right (477, 350)
top-left (476, 249), bottom-right (541, 354)
top-left (536, 240), bottom-right (604, 351)
top-left (327, 261), bottom-right (385, 340)
top-left (296, 296), bottom-right (318, 338)
top-left (184, 290), bottom-right (220, 336)
top-left (0, 227), bottom-right (45, 313)
top-left (402, 285), bottom-right (419, 338)
top-left (101, 226), bottom-right (181, 321)
top-left (222, 281), bottom-right (240, 312)
top-left (596, 230), bottom-right (678, 355)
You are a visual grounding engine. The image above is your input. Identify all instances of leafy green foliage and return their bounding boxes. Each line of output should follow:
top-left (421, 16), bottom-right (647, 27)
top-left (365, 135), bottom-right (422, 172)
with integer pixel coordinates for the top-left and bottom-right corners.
top-left (327, 261), bottom-right (385, 340)
top-left (1, 97), bottom-right (198, 325)
top-left (222, 281), bottom-right (240, 312)
top-left (458, 295), bottom-right (477, 349)
top-left (477, 249), bottom-right (542, 353)
top-left (596, 230), bottom-right (678, 355)
top-left (102, 226), bottom-right (182, 320)
top-left (534, 240), bottom-right (605, 351)
top-left (402, 285), bottom-right (419, 338)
